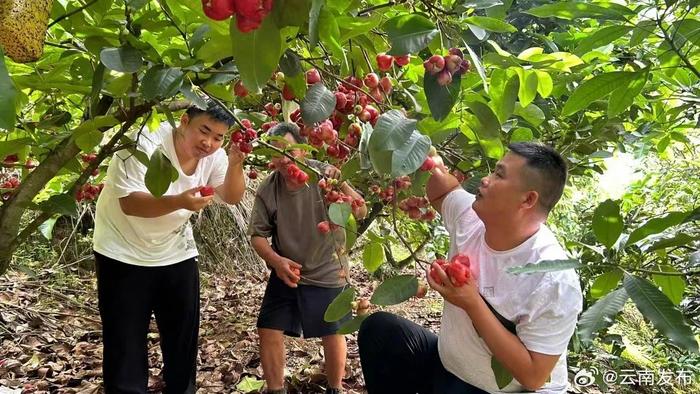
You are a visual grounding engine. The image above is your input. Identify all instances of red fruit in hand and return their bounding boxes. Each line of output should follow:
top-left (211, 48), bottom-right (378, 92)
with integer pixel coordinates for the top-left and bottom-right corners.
top-left (231, 131), bottom-right (244, 143)
top-left (245, 128), bottom-right (257, 141)
top-left (233, 80), bottom-right (248, 97)
top-left (239, 142), bottom-right (253, 154)
top-left (363, 73), bottom-right (379, 88)
top-left (306, 68), bottom-right (321, 84)
top-left (446, 261), bottom-right (470, 286)
top-left (451, 253), bottom-right (471, 268)
top-left (317, 221), bottom-right (331, 234)
top-left (423, 54), bottom-right (445, 75)
top-left (202, 0), bottom-right (235, 20)
top-left (241, 118), bottom-right (253, 129)
top-left (200, 185), bottom-right (215, 197)
top-left (394, 54), bottom-right (410, 66)
top-left (420, 157), bottom-right (435, 171)
top-left (376, 53), bottom-right (393, 71)
top-left (295, 170), bottom-right (309, 183)
top-left (430, 259), bottom-right (449, 285)
top-left (282, 84), bottom-right (296, 100)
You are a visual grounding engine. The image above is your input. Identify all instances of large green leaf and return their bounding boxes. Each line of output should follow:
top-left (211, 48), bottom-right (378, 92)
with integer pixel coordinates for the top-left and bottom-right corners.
top-left (514, 68), bottom-right (538, 107)
top-left (578, 288), bottom-right (628, 343)
top-left (38, 194), bottom-right (79, 217)
top-left (491, 357), bottom-right (513, 389)
top-left (652, 265), bottom-right (685, 306)
top-left (140, 66), bottom-right (184, 101)
top-left (647, 233), bottom-right (697, 252)
top-left (574, 25), bottom-right (633, 56)
top-left (670, 18), bottom-right (700, 48)
top-left (384, 14), bottom-right (439, 55)
top-left (524, 2), bottom-right (634, 21)
top-left (358, 122), bottom-right (374, 170)
top-left (73, 115), bottom-right (120, 151)
top-left (318, 8), bottom-right (347, 70)
top-left (464, 16), bottom-right (516, 33)
top-left (534, 70), bottom-right (552, 98)
top-left (100, 45), bottom-right (143, 73)
top-left (590, 269), bottom-right (623, 299)
top-left (465, 101), bottom-right (501, 141)
top-left (329, 202), bottom-right (351, 226)
top-left (514, 102), bottom-right (545, 126)
top-left (592, 199), bottom-right (624, 249)
top-left (324, 286), bottom-right (355, 322)
top-left (391, 132), bottom-right (431, 177)
top-left (308, 0), bottom-right (324, 47)
top-left (424, 72), bottom-right (462, 121)
top-left (338, 14), bottom-right (382, 42)
top-left (489, 68), bottom-right (519, 124)
top-left (370, 275), bottom-right (419, 306)
top-left (337, 313), bottom-right (368, 334)
top-left (562, 72), bottom-right (637, 116)
top-left (608, 70), bottom-right (647, 117)
top-left (507, 259), bottom-right (581, 274)
top-left (301, 82), bottom-right (336, 124)
top-left (626, 211), bottom-right (688, 246)
top-left (0, 50), bottom-right (18, 130)
top-left (145, 149), bottom-right (178, 197)
top-left (630, 20), bottom-right (657, 46)
top-left (363, 242), bottom-right (385, 273)
top-left (230, 16), bottom-right (282, 94)
top-left (623, 273), bottom-right (699, 353)
top-left (369, 110), bottom-right (417, 152)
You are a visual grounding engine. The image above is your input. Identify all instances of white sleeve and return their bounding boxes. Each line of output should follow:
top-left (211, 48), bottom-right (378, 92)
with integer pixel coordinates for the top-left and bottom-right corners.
top-left (516, 278), bottom-right (583, 355)
top-left (107, 150), bottom-right (150, 198)
top-left (441, 188), bottom-right (475, 234)
top-left (206, 149), bottom-right (229, 188)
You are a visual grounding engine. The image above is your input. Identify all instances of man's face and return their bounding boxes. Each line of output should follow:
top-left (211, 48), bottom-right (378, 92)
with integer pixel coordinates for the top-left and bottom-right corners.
top-left (270, 132), bottom-right (305, 176)
top-left (180, 113), bottom-right (227, 159)
top-left (472, 152), bottom-right (532, 221)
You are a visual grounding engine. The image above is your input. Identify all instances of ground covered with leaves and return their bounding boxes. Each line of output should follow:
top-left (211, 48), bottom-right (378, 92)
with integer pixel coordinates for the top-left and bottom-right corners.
top-left (0, 265), bottom-right (442, 394)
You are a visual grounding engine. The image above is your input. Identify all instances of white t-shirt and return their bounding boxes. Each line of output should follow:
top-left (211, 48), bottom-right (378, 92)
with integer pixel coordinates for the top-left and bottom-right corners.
top-left (437, 189), bottom-right (582, 393)
top-left (93, 122), bottom-right (229, 266)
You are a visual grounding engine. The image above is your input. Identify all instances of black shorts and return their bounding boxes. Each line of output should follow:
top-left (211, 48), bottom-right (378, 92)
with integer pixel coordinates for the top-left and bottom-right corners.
top-left (257, 273), bottom-right (351, 338)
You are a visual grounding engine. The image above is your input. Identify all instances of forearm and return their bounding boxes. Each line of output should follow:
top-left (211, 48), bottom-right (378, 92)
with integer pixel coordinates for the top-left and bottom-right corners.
top-left (119, 192), bottom-right (183, 218)
top-left (251, 236), bottom-right (281, 267)
top-left (339, 181), bottom-right (368, 218)
top-left (463, 298), bottom-right (545, 390)
top-left (219, 162), bottom-right (245, 204)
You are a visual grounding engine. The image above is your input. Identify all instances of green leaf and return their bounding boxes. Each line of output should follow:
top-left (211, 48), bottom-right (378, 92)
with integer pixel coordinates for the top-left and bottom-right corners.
top-left (491, 356), bottom-right (514, 389)
top-left (391, 132), bottom-right (431, 177)
top-left (507, 259), bottom-right (581, 274)
top-left (562, 72), bottom-right (637, 116)
top-left (489, 68), bottom-right (519, 124)
top-left (465, 100), bottom-right (501, 141)
top-left (140, 66), bottom-right (184, 101)
top-left (329, 202), bottom-right (351, 226)
top-left (358, 122), bottom-right (374, 170)
top-left (627, 211), bottom-right (688, 246)
top-left (384, 14), bottom-right (439, 55)
top-left (464, 16), bottom-right (516, 33)
top-left (652, 265), bottom-right (685, 306)
top-left (301, 82), bottom-right (336, 124)
top-left (623, 273), bottom-right (699, 353)
top-left (38, 194), bottom-right (78, 217)
top-left (318, 8), bottom-right (347, 70)
top-left (279, 49), bottom-right (303, 76)
top-left (514, 68), bottom-right (538, 107)
top-left (424, 71), bottom-right (462, 121)
top-left (592, 199), bottom-right (624, 249)
top-left (38, 217), bottom-right (58, 241)
top-left (647, 233), bottom-right (697, 252)
top-left (100, 45), bottom-right (143, 73)
top-left (337, 314), bottom-right (368, 334)
top-left (324, 287), bottom-right (355, 322)
top-left (464, 43), bottom-right (489, 93)
top-left (370, 275), bottom-right (419, 306)
top-left (369, 110), bottom-right (417, 152)
top-left (630, 20), bottom-right (657, 47)
top-left (308, 0), bottom-right (324, 47)
top-left (591, 269), bottom-right (623, 299)
top-left (509, 127), bottom-right (533, 143)
top-left (363, 242), bottom-right (385, 273)
top-left (73, 115), bottom-right (119, 152)
top-left (524, 2), bottom-right (634, 21)
top-left (179, 84), bottom-right (208, 110)
top-left (0, 50), bottom-right (18, 130)
top-left (534, 70), bottom-right (552, 98)
top-left (514, 102), bottom-right (545, 126)
top-left (145, 149), bottom-right (178, 197)
top-left (338, 14), bottom-right (382, 42)
top-left (236, 376), bottom-right (265, 393)
top-left (578, 288), bottom-right (628, 343)
top-left (461, 0), bottom-right (504, 9)
top-left (230, 16), bottom-right (282, 94)
top-left (574, 25), bottom-right (633, 56)
top-left (345, 214), bottom-right (357, 251)
top-left (608, 71), bottom-right (647, 117)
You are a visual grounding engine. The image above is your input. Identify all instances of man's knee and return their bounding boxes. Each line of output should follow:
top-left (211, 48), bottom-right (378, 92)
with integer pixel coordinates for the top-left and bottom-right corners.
top-left (358, 311), bottom-right (396, 346)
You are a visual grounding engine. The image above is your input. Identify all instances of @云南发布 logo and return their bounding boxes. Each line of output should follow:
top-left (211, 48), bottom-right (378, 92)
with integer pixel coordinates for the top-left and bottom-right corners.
top-left (574, 367), bottom-right (598, 387)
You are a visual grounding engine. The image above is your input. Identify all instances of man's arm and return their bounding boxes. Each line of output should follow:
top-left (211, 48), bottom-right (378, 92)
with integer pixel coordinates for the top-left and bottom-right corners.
top-left (426, 165), bottom-right (461, 214)
top-left (119, 188), bottom-right (213, 218)
top-left (216, 143), bottom-right (246, 204)
top-left (339, 181), bottom-right (368, 219)
top-left (251, 235), bottom-right (301, 287)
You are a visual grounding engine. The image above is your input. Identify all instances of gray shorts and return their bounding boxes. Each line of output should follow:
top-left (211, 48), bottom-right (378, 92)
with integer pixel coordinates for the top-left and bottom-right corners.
top-left (256, 273), bottom-right (350, 338)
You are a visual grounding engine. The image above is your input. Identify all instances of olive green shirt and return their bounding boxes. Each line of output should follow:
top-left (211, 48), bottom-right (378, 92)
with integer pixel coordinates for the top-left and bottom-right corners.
top-left (247, 160), bottom-right (347, 288)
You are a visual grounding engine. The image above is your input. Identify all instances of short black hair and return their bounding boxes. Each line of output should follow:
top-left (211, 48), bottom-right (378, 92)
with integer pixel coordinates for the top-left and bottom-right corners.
top-left (268, 122), bottom-right (306, 144)
top-left (185, 100), bottom-right (236, 127)
top-left (507, 142), bottom-right (567, 213)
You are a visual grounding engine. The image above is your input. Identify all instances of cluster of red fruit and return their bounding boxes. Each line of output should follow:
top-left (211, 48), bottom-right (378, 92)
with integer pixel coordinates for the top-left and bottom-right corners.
top-left (230, 119), bottom-right (257, 154)
top-left (76, 183), bottom-right (104, 202)
top-left (286, 163), bottom-right (309, 184)
top-left (318, 178), bottom-right (364, 208)
top-left (430, 254), bottom-right (471, 286)
top-left (301, 119), bottom-right (352, 160)
top-left (201, 0), bottom-right (273, 33)
top-left (3, 154), bottom-right (37, 169)
top-left (423, 48), bottom-right (471, 86)
top-left (398, 196), bottom-right (436, 221)
top-left (81, 153), bottom-right (101, 176)
top-left (335, 76), bottom-right (383, 126)
top-left (376, 53), bottom-right (410, 71)
top-left (1, 176), bottom-right (20, 201)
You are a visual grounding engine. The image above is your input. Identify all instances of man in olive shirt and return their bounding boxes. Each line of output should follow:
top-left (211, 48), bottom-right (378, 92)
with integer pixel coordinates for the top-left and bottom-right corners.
top-left (248, 122), bottom-right (367, 394)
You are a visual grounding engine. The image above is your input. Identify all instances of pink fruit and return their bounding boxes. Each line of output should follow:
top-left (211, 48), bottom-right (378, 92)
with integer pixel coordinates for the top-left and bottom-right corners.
top-left (376, 54), bottom-right (393, 71)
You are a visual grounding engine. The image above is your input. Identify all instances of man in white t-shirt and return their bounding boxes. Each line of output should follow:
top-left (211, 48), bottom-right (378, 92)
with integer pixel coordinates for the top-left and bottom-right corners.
top-left (358, 142), bottom-right (582, 393)
top-left (93, 102), bottom-right (246, 393)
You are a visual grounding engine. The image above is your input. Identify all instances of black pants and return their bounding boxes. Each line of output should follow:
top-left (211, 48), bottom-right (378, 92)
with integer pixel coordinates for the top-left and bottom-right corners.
top-left (95, 252), bottom-right (199, 394)
top-left (358, 312), bottom-right (488, 394)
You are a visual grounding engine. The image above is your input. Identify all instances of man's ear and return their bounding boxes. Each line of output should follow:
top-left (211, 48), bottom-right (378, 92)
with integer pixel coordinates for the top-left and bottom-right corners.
top-left (180, 113), bottom-right (190, 127)
top-left (522, 190), bottom-right (539, 210)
